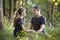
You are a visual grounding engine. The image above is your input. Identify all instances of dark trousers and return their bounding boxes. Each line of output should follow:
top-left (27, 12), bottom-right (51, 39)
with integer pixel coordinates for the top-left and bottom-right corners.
top-left (14, 29), bottom-right (21, 37)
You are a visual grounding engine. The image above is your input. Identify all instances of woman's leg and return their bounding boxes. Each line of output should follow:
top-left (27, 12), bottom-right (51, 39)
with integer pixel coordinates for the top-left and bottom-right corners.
top-left (14, 30), bottom-right (17, 37)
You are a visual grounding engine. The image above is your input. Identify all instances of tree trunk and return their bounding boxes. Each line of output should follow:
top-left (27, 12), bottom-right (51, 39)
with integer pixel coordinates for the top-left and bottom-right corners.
top-left (9, 0), bottom-right (14, 25)
top-left (46, 1), bottom-right (50, 26)
top-left (51, 3), bottom-right (54, 26)
top-left (14, 0), bottom-right (16, 12)
top-left (16, 0), bottom-right (20, 9)
top-left (3, 0), bottom-right (5, 16)
top-left (9, 0), bottom-right (11, 22)
top-left (0, 0), bottom-right (5, 30)
top-left (58, 3), bottom-right (60, 12)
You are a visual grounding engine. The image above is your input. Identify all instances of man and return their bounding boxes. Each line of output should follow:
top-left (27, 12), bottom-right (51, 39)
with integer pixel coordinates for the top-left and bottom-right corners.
top-left (30, 6), bottom-right (46, 33)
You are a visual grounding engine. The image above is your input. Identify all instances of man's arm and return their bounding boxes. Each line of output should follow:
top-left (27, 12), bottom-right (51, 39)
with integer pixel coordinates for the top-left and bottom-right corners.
top-left (37, 17), bottom-right (46, 32)
top-left (37, 24), bottom-right (45, 32)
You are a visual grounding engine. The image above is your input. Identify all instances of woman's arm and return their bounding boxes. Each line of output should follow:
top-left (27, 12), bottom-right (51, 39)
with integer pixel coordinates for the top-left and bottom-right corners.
top-left (21, 24), bottom-right (35, 32)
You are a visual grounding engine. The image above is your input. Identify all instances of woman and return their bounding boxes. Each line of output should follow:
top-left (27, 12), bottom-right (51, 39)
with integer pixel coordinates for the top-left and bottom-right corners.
top-left (13, 7), bottom-right (34, 37)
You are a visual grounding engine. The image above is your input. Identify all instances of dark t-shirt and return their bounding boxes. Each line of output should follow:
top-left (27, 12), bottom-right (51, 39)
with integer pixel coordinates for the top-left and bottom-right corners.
top-left (15, 18), bottom-right (24, 31)
top-left (31, 16), bottom-right (46, 32)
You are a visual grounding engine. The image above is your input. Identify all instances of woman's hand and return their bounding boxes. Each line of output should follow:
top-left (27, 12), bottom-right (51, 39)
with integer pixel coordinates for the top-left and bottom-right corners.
top-left (25, 29), bottom-right (35, 32)
top-left (31, 30), bottom-right (36, 32)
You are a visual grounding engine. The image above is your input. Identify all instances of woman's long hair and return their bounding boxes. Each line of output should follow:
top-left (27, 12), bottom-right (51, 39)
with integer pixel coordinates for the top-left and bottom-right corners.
top-left (13, 7), bottom-right (26, 27)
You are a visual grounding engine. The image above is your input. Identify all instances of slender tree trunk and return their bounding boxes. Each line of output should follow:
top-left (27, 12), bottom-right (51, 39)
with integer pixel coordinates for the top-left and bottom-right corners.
top-left (3, 0), bottom-right (5, 16)
top-left (51, 3), bottom-right (54, 26)
top-left (16, 0), bottom-right (20, 9)
top-left (0, 0), bottom-right (5, 30)
top-left (9, 0), bottom-right (14, 25)
top-left (46, 1), bottom-right (50, 26)
top-left (9, 0), bottom-right (11, 21)
top-left (11, 0), bottom-right (14, 23)
top-left (58, 3), bottom-right (60, 12)
top-left (14, 0), bottom-right (16, 12)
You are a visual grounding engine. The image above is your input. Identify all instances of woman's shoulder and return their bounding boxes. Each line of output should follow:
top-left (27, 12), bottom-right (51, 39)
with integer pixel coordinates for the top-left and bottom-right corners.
top-left (17, 17), bottom-right (23, 20)
top-left (16, 18), bottom-right (23, 21)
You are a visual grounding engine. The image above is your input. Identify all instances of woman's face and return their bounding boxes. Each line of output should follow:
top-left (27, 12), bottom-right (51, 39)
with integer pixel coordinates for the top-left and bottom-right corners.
top-left (22, 9), bottom-right (27, 17)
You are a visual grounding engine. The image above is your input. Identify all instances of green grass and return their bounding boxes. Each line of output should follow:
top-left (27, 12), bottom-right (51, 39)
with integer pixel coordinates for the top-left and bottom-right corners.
top-left (0, 18), bottom-right (60, 40)
top-left (0, 26), bottom-right (60, 40)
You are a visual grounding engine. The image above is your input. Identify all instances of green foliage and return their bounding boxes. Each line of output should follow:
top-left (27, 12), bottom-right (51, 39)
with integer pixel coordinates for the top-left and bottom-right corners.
top-left (0, 18), bottom-right (60, 40)
top-left (4, 0), bottom-right (60, 27)
top-left (0, 18), bottom-right (15, 40)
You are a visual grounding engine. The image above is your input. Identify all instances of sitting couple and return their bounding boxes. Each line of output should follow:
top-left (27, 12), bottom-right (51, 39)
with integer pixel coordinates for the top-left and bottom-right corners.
top-left (13, 6), bottom-right (46, 37)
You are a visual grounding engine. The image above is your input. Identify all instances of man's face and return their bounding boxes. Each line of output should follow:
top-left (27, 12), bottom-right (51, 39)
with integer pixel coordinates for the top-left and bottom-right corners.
top-left (33, 8), bottom-right (40, 16)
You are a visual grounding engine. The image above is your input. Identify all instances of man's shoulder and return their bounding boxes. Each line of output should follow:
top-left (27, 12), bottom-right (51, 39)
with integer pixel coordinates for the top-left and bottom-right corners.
top-left (32, 16), bottom-right (35, 19)
top-left (41, 16), bottom-right (46, 19)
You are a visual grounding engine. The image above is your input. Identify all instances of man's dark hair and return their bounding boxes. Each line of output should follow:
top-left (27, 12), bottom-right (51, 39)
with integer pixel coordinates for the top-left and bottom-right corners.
top-left (33, 6), bottom-right (40, 11)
